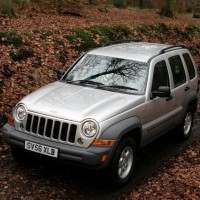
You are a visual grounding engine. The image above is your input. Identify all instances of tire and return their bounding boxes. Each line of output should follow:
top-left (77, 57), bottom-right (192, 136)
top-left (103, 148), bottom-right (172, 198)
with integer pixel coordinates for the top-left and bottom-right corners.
top-left (177, 106), bottom-right (194, 141)
top-left (108, 137), bottom-right (137, 187)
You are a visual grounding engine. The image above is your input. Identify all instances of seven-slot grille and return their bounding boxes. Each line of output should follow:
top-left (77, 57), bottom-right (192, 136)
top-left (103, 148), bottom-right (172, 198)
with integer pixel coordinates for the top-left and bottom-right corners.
top-left (25, 114), bottom-right (77, 144)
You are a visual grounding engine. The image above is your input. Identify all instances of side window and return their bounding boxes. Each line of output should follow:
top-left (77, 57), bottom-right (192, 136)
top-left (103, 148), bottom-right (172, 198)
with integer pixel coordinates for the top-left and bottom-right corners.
top-left (152, 60), bottom-right (169, 91)
top-left (183, 53), bottom-right (196, 79)
top-left (169, 55), bottom-right (186, 88)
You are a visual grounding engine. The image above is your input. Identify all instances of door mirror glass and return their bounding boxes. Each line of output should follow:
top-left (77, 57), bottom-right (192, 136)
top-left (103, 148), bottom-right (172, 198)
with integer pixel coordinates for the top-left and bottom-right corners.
top-left (56, 69), bottom-right (65, 80)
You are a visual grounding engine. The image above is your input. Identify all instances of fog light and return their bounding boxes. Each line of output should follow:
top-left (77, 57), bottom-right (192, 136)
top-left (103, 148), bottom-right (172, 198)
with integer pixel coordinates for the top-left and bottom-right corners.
top-left (77, 138), bottom-right (84, 145)
top-left (20, 123), bottom-right (24, 130)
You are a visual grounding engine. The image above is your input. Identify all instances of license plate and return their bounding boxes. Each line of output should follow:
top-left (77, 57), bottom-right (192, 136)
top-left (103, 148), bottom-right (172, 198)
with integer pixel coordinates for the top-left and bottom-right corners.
top-left (25, 141), bottom-right (58, 158)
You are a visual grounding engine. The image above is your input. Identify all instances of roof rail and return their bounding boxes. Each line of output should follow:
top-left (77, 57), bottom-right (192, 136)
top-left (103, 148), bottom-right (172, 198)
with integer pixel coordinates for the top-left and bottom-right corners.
top-left (159, 45), bottom-right (186, 54)
top-left (148, 45), bottom-right (187, 63)
top-left (103, 39), bottom-right (140, 47)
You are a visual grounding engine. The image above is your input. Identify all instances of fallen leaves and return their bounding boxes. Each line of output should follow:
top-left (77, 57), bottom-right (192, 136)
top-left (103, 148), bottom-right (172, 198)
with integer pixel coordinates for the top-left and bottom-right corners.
top-left (126, 141), bottom-right (200, 200)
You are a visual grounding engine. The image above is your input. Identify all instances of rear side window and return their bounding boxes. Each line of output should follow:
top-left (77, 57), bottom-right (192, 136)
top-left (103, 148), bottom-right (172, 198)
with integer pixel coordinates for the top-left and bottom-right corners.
top-left (169, 55), bottom-right (186, 88)
top-left (183, 53), bottom-right (196, 79)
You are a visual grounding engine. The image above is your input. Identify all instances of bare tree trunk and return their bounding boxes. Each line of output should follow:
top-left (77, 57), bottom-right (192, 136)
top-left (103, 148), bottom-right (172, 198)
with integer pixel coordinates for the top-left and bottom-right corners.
top-left (160, 0), bottom-right (174, 18)
top-left (139, 0), bottom-right (144, 9)
top-left (193, 0), bottom-right (200, 18)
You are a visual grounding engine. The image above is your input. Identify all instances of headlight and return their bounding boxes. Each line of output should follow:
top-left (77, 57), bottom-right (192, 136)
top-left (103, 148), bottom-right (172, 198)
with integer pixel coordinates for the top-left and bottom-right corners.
top-left (16, 104), bottom-right (26, 121)
top-left (82, 120), bottom-right (98, 137)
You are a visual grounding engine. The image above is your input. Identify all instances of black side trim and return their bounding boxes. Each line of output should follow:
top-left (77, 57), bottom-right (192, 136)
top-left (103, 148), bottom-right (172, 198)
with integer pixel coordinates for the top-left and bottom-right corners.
top-left (147, 111), bottom-right (181, 133)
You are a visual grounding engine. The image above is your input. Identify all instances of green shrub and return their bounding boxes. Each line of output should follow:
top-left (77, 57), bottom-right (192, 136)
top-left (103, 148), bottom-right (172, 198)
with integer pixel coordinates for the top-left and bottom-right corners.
top-left (66, 27), bottom-right (97, 52)
top-left (7, 31), bottom-right (23, 46)
top-left (20, 84), bottom-right (28, 90)
top-left (0, 0), bottom-right (15, 17)
top-left (151, 23), bottom-right (169, 33)
top-left (10, 48), bottom-right (34, 61)
top-left (0, 31), bottom-right (23, 47)
top-left (13, 0), bottom-right (30, 9)
top-left (40, 31), bottom-right (53, 40)
top-left (74, 28), bottom-right (95, 52)
top-left (0, 32), bottom-right (7, 40)
top-left (24, 32), bottom-right (33, 39)
top-left (194, 22), bottom-right (200, 31)
top-left (113, 24), bottom-right (131, 38)
top-left (54, 39), bottom-right (65, 46)
top-left (66, 35), bottom-right (77, 43)
top-left (136, 24), bottom-right (149, 34)
top-left (114, 0), bottom-right (127, 8)
top-left (88, 25), bottom-right (115, 40)
top-left (175, 27), bottom-right (190, 40)
top-left (66, 24), bottom-right (132, 52)
top-left (88, 0), bottom-right (98, 6)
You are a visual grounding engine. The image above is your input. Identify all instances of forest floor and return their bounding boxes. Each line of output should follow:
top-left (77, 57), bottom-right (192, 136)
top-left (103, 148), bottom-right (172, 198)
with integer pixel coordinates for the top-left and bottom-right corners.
top-left (0, 5), bottom-right (200, 199)
top-left (1, 5), bottom-right (200, 32)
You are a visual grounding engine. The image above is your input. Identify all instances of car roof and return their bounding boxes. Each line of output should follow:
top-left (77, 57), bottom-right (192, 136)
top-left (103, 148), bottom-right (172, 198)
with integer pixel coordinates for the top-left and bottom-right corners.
top-left (88, 42), bottom-right (172, 63)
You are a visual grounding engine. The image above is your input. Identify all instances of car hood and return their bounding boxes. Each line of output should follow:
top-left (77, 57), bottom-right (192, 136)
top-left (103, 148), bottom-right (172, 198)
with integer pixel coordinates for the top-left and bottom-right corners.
top-left (20, 81), bottom-right (145, 122)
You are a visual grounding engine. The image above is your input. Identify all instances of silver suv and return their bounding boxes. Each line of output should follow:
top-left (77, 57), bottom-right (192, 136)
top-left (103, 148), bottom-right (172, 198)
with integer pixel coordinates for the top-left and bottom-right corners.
top-left (3, 42), bottom-right (199, 186)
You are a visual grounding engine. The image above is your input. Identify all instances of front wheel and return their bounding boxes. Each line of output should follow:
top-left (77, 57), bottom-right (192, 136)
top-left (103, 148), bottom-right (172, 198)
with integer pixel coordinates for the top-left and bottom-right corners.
top-left (177, 106), bottom-right (194, 141)
top-left (108, 137), bottom-right (137, 187)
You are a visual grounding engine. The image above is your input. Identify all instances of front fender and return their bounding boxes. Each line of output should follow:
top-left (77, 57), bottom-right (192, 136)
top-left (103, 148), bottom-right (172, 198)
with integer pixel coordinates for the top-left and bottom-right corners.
top-left (94, 117), bottom-right (142, 167)
top-left (99, 117), bottom-right (142, 141)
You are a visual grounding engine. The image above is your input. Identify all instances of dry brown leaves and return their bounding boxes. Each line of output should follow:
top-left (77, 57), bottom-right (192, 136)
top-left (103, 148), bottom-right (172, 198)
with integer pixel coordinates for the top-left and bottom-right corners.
top-left (126, 142), bottom-right (200, 199)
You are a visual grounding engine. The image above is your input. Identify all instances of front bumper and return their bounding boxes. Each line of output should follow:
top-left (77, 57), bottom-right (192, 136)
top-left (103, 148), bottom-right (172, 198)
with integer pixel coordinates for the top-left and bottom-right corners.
top-left (2, 123), bottom-right (116, 169)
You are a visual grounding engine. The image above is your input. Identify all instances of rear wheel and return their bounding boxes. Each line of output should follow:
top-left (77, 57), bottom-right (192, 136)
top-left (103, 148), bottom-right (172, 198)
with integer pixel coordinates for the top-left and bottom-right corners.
top-left (108, 137), bottom-right (137, 187)
top-left (177, 106), bottom-right (194, 140)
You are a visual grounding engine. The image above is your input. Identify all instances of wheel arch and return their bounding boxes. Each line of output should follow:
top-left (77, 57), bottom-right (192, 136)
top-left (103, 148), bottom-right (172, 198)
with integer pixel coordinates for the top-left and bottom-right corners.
top-left (118, 127), bottom-right (141, 150)
top-left (188, 98), bottom-right (198, 112)
top-left (100, 116), bottom-right (142, 149)
top-left (181, 91), bottom-right (198, 121)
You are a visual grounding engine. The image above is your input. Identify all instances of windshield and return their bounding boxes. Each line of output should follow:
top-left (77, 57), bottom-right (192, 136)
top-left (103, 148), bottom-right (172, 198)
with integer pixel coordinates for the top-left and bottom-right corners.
top-left (63, 54), bottom-right (149, 94)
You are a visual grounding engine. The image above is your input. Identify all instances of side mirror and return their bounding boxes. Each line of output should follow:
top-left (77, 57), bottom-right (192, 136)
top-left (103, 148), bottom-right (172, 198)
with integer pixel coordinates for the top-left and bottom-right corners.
top-left (151, 86), bottom-right (171, 99)
top-left (56, 69), bottom-right (65, 80)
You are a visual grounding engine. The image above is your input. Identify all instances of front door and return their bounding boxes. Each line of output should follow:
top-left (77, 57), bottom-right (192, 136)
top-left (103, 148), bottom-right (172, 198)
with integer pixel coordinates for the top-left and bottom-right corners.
top-left (144, 58), bottom-right (175, 141)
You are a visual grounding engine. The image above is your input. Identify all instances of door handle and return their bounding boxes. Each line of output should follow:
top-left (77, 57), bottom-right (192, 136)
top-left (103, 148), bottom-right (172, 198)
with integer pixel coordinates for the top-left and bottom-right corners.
top-left (185, 86), bottom-right (190, 91)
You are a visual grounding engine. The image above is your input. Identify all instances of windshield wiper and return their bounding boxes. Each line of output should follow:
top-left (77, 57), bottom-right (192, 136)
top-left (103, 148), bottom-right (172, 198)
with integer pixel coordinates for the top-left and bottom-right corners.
top-left (97, 85), bottom-right (138, 91)
top-left (64, 80), bottom-right (137, 91)
top-left (65, 80), bottom-right (104, 86)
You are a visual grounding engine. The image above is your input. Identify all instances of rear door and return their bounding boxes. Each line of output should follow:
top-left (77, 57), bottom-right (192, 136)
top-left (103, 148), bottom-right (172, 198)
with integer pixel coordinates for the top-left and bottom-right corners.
top-left (166, 51), bottom-right (189, 123)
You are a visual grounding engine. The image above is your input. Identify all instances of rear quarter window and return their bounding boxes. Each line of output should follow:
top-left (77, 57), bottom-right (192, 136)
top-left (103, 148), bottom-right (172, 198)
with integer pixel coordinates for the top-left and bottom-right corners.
top-left (183, 53), bottom-right (196, 79)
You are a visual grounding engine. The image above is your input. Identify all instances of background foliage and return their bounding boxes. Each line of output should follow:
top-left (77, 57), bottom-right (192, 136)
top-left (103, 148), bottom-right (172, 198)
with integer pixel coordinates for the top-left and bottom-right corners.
top-left (0, 0), bottom-right (199, 17)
